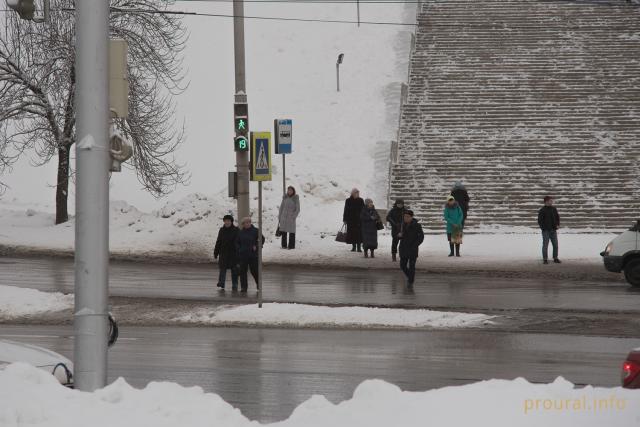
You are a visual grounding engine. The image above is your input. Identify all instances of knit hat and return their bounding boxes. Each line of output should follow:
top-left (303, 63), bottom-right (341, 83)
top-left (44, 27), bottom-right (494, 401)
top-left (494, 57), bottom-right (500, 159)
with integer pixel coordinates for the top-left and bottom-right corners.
top-left (544, 196), bottom-right (553, 202)
top-left (365, 198), bottom-right (373, 205)
top-left (405, 210), bottom-right (414, 217)
top-left (351, 188), bottom-right (360, 195)
top-left (447, 195), bottom-right (455, 201)
top-left (223, 214), bottom-right (234, 222)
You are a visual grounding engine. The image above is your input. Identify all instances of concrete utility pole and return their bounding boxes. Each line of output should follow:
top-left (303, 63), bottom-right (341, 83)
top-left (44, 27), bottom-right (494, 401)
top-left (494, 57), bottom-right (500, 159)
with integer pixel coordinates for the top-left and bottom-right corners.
top-left (234, 0), bottom-right (250, 220)
top-left (74, 0), bottom-right (110, 391)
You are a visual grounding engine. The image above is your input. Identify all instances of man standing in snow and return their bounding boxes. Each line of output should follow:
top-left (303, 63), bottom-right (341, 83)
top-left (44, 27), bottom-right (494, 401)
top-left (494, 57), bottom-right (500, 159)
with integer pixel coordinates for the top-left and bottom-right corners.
top-left (214, 215), bottom-right (239, 290)
top-left (450, 181), bottom-right (470, 228)
top-left (398, 210), bottom-right (424, 288)
top-left (236, 217), bottom-right (265, 292)
top-left (386, 198), bottom-right (406, 262)
top-left (537, 196), bottom-right (561, 264)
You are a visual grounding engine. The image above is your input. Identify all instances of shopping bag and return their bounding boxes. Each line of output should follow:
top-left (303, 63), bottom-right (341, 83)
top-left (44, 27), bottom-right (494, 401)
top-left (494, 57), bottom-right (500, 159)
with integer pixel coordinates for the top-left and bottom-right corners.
top-left (335, 224), bottom-right (347, 243)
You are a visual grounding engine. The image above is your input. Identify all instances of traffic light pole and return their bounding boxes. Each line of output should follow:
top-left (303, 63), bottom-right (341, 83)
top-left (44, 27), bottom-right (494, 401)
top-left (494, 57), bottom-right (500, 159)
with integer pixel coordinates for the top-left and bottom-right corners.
top-left (74, 0), bottom-right (110, 391)
top-left (234, 0), bottom-right (250, 220)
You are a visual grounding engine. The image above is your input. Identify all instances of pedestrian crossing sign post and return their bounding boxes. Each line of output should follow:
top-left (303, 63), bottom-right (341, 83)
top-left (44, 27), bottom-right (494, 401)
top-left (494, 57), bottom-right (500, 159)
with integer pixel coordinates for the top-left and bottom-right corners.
top-left (250, 132), bottom-right (272, 182)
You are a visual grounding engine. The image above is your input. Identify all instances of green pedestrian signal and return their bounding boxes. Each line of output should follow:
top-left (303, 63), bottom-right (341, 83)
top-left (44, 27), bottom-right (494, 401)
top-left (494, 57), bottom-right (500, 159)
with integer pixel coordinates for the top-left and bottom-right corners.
top-left (235, 135), bottom-right (249, 152)
top-left (235, 116), bottom-right (249, 136)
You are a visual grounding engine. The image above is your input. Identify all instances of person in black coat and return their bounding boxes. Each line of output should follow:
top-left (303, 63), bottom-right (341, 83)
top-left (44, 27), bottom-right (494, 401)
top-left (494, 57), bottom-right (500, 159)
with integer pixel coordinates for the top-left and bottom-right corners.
top-left (235, 217), bottom-right (265, 292)
top-left (343, 188), bottom-right (364, 252)
top-left (451, 181), bottom-right (470, 228)
top-left (537, 196), bottom-right (561, 264)
top-left (398, 210), bottom-right (424, 287)
top-left (360, 198), bottom-right (381, 258)
top-left (214, 215), bottom-right (239, 290)
top-left (386, 198), bottom-right (406, 262)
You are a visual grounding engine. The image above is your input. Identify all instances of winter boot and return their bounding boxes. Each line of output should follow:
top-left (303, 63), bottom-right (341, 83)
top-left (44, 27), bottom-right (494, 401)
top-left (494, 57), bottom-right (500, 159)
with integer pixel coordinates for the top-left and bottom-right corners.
top-left (392, 253), bottom-right (397, 262)
top-left (371, 250), bottom-right (375, 259)
top-left (448, 243), bottom-right (455, 257)
top-left (351, 244), bottom-right (357, 252)
top-left (357, 244), bottom-right (363, 253)
top-left (364, 250), bottom-right (369, 258)
top-left (553, 258), bottom-right (561, 264)
top-left (455, 244), bottom-right (461, 257)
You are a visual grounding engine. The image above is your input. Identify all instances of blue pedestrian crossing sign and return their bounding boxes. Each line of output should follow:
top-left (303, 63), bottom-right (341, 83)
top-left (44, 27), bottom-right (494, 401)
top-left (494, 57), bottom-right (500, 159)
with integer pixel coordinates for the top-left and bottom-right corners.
top-left (250, 132), bottom-right (272, 182)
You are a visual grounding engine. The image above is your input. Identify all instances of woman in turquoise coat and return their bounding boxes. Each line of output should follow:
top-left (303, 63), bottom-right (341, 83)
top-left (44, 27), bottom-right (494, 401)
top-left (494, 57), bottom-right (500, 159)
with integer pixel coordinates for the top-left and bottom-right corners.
top-left (443, 195), bottom-right (464, 257)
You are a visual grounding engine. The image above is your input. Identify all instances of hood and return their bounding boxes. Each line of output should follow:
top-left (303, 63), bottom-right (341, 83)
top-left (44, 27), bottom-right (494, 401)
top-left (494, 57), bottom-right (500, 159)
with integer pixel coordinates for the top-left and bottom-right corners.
top-left (453, 181), bottom-right (466, 190)
top-left (393, 199), bottom-right (405, 208)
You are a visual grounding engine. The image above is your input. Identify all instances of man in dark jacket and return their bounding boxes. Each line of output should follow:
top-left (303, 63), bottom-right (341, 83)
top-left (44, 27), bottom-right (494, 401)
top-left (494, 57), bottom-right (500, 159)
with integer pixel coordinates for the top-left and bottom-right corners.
top-left (451, 181), bottom-right (470, 228)
top-left (214, 215), bottom-right (239, 290)
top-left (386, 198), bottom-right (406, 262)
top-left (398, 210), bottom-right (424, 287)
top-left (343, 188), bottom-right (365, 252)
top-left (537, 196), bottom-right (561, 264)
top-left (236, 217), bottom-right (265, 292)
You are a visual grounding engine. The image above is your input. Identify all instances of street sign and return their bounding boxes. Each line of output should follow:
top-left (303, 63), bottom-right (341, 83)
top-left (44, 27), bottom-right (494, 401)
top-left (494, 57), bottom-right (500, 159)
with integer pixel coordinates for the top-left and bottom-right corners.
top-left (234, 135), bottom-right (248, 152)
top-left (274, 119), bottom-right (292, 154)
top-left (250, 132), bottom-right (272, 181)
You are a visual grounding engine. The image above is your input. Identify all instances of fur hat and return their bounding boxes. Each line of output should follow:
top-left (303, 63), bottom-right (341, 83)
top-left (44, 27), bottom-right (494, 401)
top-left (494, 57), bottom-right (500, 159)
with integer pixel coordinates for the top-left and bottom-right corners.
top-left (365, 198), bottom-right (374, 206)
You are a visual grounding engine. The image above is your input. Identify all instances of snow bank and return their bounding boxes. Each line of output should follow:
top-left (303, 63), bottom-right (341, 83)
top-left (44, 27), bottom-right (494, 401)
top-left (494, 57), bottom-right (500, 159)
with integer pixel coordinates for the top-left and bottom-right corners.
top-left (1, 363), bottom-right (638, 426)
top-left (177, 303), bottom-right (493, 329)
top-left (0, 286), bottom-right (72, 319)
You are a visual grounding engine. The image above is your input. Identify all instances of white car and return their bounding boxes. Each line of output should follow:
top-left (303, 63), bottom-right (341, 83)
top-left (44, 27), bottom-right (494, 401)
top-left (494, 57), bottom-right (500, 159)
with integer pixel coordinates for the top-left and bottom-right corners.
top-left (0, 340), bottom-right (73, 387)
top-left (601, 220), bottom-right (640, 287)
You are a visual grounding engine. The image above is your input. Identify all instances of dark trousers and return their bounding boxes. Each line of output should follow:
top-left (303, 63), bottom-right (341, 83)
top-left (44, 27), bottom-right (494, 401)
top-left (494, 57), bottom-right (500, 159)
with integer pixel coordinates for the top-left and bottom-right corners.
top-left (218, 266), bottom-right (238, 288)
top-left (281, 232), bottom-right (296, 249)
top-left (391, 235), bottom-right (400, 255)
top-left (238, 257), bottom-right (259, 290)
top-left (400, 257), bottom-right (417, 285)
top-left (542, 230), bottom-right (559, 260)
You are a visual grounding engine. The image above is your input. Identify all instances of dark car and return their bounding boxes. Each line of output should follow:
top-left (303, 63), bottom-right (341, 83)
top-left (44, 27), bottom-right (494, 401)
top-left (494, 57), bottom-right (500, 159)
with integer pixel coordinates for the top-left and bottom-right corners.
top-left (622, 348), bottom-right (640, 388)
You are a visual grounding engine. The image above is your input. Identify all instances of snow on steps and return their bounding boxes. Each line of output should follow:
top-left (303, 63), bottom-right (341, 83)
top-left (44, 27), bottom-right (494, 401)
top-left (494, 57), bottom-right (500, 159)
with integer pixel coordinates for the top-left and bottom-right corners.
top-left (390, 0), bottom-right (640, 231)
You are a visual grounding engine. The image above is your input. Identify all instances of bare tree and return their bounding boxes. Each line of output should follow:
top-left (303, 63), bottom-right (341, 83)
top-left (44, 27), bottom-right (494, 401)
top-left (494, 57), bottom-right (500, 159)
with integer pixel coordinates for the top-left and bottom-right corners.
top-left (0, 0), bottom-right (189, 224)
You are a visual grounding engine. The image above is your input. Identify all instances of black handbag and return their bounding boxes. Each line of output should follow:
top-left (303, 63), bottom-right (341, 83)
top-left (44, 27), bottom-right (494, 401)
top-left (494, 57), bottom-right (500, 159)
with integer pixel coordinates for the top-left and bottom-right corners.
top-left (376, 220), bottom-right (384, 231)
top-left (275, 225), bottom-right (282, 237)
top-left (335, 224), bottom-right (347, 243)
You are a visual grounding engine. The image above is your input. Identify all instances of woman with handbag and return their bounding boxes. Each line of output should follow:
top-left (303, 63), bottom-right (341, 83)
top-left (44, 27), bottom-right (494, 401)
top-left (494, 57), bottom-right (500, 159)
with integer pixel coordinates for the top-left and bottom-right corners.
top-left (360, 198), bottom-right (382, 258)
top-left (278, 186), bottom-right (300, 249)
top-left (444, 195), bottom-right (464, 257)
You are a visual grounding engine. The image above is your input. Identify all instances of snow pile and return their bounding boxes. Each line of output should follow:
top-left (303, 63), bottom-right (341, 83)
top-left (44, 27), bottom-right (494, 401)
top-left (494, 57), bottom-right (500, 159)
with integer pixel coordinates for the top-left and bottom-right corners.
top-left (1, 363), bottom-right (639, 427)
top-left (0, 286), bottom-right (72, 319)
top-left (178, 303), bottom-right (493, 328)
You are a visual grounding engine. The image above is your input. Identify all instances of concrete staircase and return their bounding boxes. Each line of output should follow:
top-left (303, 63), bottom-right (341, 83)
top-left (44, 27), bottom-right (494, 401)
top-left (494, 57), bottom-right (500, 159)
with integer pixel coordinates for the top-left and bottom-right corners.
top-left (390, 0), bottom-right (640, 231)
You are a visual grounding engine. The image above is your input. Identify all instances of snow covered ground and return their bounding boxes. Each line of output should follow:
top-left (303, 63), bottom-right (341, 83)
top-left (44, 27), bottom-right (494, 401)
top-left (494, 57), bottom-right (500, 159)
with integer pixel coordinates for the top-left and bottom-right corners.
top-left (0, 285), bottom-right (73, 320)
top-left (1, 363), bottom-right (638, 427)
top-left (176, 303), bottom-right (493, 328)
top-left (0, 286), bottom-right (492, 329)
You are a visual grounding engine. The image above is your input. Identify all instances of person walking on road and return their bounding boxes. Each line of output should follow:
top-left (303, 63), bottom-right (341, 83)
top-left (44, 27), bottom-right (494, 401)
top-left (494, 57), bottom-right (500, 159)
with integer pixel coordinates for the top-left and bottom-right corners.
top-left (214, 215), bottom-right (239, 290)
top-left (360, 198), bottom-right (381, 258)
top-left (343, 188), bottom-right (365, 253)
top-left (278, 186), bottom-right (300, 250)
top-left (236, 217), bottom-right (265, 292)
top-left (398, 210), bottom-right (424, 288)
top-left (386, 198), bottom-right (406, 262)
top-left (451, 181), bottom-right (470, 228)
top-left (538, 196), bottom-right (561, 264)
top-left (444, 195), bottom-right (464, 257)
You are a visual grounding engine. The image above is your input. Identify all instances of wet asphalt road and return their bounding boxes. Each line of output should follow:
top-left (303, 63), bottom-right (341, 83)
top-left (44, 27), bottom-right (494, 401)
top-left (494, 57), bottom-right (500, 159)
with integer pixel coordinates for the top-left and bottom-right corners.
top-left (1, 256), bottom-right (638, 312)
top-left (2, 324), bottom-right (637, 423)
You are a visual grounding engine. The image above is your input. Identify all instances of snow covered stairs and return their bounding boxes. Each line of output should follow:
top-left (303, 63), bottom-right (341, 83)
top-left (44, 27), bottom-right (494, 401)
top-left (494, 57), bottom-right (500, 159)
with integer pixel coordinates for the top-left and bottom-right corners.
top-left (390, 0), bottom-right (640, 231)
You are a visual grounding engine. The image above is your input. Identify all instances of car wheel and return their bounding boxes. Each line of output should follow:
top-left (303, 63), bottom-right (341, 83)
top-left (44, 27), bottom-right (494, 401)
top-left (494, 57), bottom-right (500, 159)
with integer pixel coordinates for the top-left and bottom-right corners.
top-left (624, 258), bottom-right (640, 287)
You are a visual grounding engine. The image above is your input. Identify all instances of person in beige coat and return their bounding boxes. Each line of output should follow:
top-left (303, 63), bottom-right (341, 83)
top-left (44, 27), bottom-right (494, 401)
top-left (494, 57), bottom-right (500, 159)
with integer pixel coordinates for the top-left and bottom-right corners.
top-left (278, 186), bottom-right (300, 249)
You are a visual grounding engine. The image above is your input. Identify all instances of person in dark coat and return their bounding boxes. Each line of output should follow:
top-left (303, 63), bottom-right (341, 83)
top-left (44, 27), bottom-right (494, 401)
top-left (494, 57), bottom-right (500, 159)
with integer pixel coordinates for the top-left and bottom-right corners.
top-left (214, 214), bottom-right (239, 290)
top-left (398, 210), bottom-right (424, 287)
top-left (235, 217), bottom-right (265, 292)
top-left (360, 198), bottom-right (381, 258)
top-left (538, 196), bottom-right (561, 264)
top-left (451, 181), bottom-right (470, 228)
top-left (386, 198), bottom-right (406, 262)
top-left (343, 188), bottom-right (364, 252)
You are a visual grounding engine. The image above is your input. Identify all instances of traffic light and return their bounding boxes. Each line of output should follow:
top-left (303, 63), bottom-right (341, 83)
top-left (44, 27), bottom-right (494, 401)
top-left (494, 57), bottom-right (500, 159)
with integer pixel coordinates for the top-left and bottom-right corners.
top-left (6, 0), bottom-right (35, 20)
top-left (234, 135), bottom-right (248, 152)
top-left (234, 102), bottom-right (248, 137)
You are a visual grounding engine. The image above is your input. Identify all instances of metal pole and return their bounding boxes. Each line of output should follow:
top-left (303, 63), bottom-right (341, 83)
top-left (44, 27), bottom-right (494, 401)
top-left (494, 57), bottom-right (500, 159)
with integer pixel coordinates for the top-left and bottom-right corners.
top-left (74, 0), bottom-right (110, 392)
top-left (234, 0), bottom-right (250, 220)
top-left (282, 154), bottom-right (286, 195)
top-left (336, 63), bottom-right (340, 92)
top-left (257, 182), bottom-right (263, 308)
top-left (357, 0), bottom-right (360, 27)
